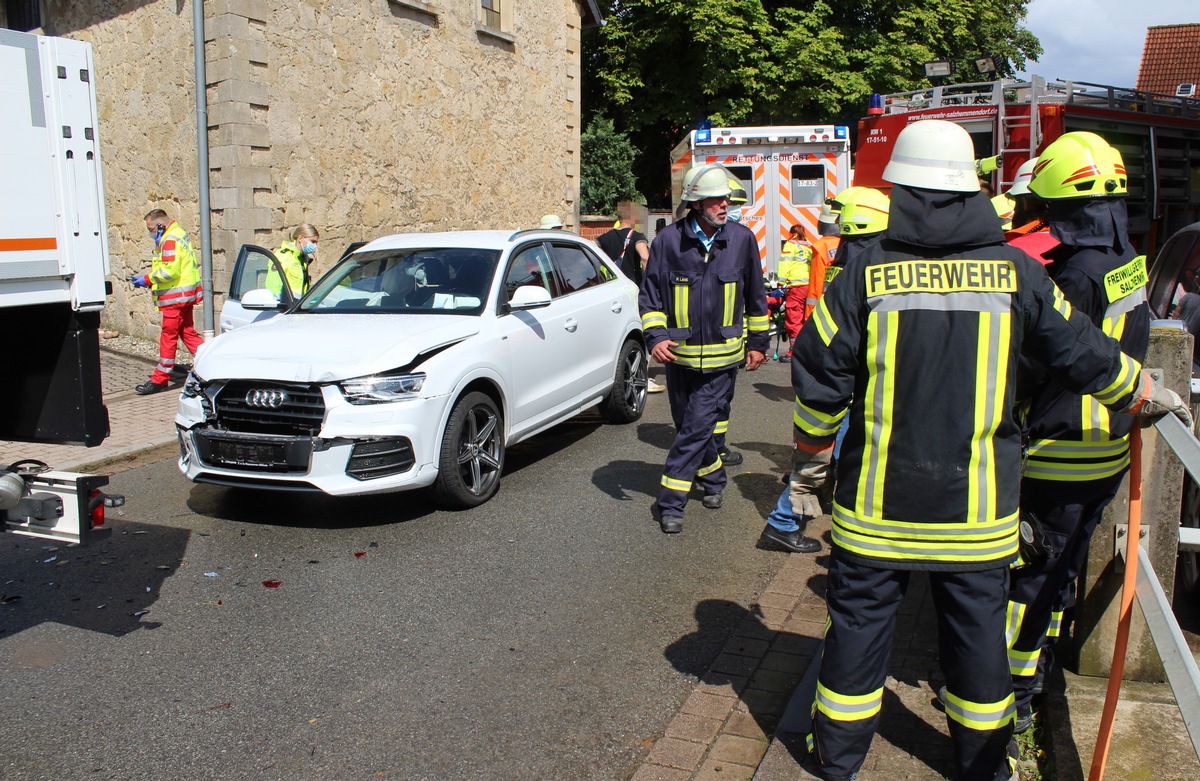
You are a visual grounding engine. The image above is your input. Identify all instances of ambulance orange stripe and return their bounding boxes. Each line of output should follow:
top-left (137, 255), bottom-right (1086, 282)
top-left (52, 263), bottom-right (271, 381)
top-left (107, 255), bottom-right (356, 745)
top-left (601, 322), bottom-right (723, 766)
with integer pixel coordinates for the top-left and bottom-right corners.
top-left (0, 238), bottom-right (57, 251)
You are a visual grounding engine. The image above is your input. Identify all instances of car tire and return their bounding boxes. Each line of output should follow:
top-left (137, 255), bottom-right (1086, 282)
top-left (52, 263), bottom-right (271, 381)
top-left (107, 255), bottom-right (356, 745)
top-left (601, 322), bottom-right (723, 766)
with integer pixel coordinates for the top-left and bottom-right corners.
top-left (432, 391), bottom-right (505, 508)
top-left (599, 338), bottom-right (648, 424)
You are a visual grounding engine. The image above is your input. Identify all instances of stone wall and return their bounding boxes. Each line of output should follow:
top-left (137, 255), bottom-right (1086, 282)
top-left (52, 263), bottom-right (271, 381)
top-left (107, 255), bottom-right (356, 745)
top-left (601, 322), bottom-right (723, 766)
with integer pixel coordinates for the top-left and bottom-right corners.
top-left (34, 0), bottom-right (586, 338)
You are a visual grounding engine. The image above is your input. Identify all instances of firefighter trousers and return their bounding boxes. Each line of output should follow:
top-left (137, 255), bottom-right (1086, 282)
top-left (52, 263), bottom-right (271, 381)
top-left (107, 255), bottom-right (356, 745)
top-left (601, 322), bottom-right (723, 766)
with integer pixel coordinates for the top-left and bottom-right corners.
top-left (1008, 473), bottom-right (1125, 711)
top-left (713, 371), bottom-right (736, 455)
top-left (656, 365), bottom-right (732, 518)
top-left (810, 552), bottom-right (1014, 781)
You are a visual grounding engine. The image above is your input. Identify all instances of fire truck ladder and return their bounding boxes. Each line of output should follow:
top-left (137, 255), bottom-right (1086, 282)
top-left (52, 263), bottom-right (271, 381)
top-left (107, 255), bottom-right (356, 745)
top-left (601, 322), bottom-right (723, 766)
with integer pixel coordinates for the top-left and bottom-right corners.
top-left (995, 76), bottom-right (1046, 192)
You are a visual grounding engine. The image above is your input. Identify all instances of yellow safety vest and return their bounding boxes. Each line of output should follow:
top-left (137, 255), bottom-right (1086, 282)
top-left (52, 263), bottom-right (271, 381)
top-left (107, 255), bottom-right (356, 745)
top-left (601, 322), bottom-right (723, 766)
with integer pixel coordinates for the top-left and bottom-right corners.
top-left (150, 221), bottom-right (202, 309)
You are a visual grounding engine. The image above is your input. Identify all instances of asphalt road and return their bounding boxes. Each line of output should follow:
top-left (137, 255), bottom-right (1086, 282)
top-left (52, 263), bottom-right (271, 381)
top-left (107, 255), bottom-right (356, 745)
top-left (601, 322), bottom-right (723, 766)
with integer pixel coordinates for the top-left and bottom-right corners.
top-left (0, 358), bottom-right (803, 781)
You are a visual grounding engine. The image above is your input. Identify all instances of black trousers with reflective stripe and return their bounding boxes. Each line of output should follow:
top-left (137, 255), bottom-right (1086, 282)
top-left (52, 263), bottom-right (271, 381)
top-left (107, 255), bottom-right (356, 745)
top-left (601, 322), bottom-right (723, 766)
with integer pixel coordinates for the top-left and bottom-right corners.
top-left (657, 365), bottom-right (732, 516)
top-left (813, 552), bottom-right (1013, 781)
top-left (713, 371), bottom-right (736, 454)
top-left (1009, 473), bottom-right (1124, 709)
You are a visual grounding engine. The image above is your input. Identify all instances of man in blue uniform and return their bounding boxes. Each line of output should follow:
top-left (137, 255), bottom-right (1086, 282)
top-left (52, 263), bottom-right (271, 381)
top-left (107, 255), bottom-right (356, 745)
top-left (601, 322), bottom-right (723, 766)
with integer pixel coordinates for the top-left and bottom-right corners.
top-left (639, 163), bottom-right (770, 533)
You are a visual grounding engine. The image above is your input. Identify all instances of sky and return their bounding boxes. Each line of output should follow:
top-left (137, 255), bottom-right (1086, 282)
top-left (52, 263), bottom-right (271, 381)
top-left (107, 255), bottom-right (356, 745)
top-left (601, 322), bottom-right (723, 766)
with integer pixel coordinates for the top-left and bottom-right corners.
top-left (1016, 0), bottom-right (1199, 88)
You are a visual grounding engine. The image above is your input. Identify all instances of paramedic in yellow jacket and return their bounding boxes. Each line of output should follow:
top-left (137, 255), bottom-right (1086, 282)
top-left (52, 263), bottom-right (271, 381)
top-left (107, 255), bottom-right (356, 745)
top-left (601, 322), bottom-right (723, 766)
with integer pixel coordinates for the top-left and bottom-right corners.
top-left (266, 224), bottom-right (320, 298)
top-left (777, 224), bottom-right (812, 357)
top-left (129, 209), bottom-right (204, 395)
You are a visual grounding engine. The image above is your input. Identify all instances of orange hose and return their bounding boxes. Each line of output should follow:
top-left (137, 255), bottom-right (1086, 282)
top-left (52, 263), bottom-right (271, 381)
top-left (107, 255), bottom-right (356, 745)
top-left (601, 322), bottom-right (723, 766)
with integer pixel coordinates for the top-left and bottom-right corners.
top-left (1087, 425), bottom-right (1142, 781)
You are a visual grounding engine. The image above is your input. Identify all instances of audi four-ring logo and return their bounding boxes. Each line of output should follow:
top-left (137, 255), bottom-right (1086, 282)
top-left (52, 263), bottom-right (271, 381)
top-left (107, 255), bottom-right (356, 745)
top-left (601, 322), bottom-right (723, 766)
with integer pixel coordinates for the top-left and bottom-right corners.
top-left (245, 388), bottom-right (289, 409)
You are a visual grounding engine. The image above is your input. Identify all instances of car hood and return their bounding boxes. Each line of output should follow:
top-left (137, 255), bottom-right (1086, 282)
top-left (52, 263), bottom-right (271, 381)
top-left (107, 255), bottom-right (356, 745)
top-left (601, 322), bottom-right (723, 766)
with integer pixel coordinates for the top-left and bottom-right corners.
top-left (196, 313), bottom-right (480, 382)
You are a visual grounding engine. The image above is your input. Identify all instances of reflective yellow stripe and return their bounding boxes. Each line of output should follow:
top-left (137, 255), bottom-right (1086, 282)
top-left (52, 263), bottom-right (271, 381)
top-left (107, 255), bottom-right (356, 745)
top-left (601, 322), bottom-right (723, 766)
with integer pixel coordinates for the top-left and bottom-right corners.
top-left (968, 311), bottom-right (1009, 523)
top-left (857, 310), bottom-right (897, 518)
top-left (811, 298), bottom-right (838, 346)
top-left (942, 689), bottom-right (1015, 731)
top-left (815, 683), bottom-right (883, 722)
top-left (1091, 354), bottom-right (1140, 406)
top-left (1047, 610), bottom-right (1063, 638)
top-left (825, 265), bottom-right (842, 285)
top-left (723, 281), bottom-right (736, 328)
top-left (642, 311), bottom-right (667, 329)
top-left (697, 458), bottom-right (722, 477)
top-left (673, 283), bottom-right (690, 329)
top-left (1050, 282), bottom-right (1073, 320)
top-left (713, 419), bottom-right (729, 435)
top-left (832, 503), bottom-right (1019, 564)
top-left (1023, 448), bottom-right (1130, 481)
top-left (671, 338), bottom-right (746, 370)
top-left (1009, 646), bottom-right (1040, 677)
top-left (746, 314), bottom-right (769, 332)
top-left (793, 398), bottom-right (847, 438)
top-left (661, 475), bottom-right (691, 492)
top-left (1005, 600), bottom-right (1026, 648)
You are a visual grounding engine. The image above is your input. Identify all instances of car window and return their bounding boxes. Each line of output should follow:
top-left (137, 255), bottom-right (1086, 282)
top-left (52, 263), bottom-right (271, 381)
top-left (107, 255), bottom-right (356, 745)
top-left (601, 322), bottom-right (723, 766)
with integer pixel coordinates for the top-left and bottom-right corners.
top-left (506, 243), bottom-right (561, 300)
top-left (1149, 231), bottom-right (1200, 317)
top-left (299, 248), bottom-right (499, 314)
top-left (550, 243), bottom-right (602, 294)
top-left (230, 247), bottom-right (286, 301)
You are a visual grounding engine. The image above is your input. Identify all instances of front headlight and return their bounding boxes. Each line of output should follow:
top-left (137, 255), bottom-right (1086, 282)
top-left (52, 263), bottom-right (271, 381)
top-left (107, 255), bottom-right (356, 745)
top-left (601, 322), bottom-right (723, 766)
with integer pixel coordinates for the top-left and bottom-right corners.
top-left (339, 372), bottom-right (426, 405)
top-left (182, 372), bottom-right (205, 399)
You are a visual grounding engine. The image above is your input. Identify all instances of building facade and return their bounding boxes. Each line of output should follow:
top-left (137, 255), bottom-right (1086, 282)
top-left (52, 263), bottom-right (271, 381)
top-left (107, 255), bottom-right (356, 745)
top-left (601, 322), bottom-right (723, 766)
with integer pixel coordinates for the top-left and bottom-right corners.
top-left (2, 0), bottom-right (598, 338)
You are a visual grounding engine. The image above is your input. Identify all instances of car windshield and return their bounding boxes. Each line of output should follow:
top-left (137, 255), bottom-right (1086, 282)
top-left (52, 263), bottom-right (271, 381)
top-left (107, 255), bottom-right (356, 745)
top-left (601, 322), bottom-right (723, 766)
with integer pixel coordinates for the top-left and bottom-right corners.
top-left (298, 248), bottom-right (501, 315)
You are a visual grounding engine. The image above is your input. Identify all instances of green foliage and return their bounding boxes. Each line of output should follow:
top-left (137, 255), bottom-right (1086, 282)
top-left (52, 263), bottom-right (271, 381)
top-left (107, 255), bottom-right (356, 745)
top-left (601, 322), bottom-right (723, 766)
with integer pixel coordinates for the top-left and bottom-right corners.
top-left (586, 0), bottom-right (1043, 206)
top-left (580, 117), bottom-right (643, 215)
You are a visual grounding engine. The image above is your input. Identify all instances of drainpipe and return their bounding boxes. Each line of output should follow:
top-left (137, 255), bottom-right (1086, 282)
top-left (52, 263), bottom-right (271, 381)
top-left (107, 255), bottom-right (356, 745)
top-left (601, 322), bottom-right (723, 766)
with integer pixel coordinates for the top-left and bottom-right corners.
top-left (193, 0), bottom-right (215, 338)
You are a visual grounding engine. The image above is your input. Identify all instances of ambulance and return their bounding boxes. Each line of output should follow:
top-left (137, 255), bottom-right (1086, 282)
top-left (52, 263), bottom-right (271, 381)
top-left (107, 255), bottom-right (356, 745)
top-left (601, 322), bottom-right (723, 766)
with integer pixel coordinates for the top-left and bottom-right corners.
top-left (670, 124), bottom-right (853, 275)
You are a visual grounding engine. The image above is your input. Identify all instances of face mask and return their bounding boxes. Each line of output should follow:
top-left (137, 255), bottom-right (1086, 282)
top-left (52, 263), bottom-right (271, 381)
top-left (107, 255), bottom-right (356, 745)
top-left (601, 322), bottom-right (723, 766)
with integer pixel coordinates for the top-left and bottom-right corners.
top-left (727, 207), bottom-right (743, 223)
top-left (300, 241), bottom-right (317, 255)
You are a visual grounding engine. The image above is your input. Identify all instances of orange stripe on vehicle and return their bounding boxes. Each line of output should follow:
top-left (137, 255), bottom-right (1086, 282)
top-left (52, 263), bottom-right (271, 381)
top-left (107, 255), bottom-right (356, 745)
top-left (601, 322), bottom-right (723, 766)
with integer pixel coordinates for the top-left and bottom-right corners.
top-left (0, 238), bottom-right (57, 251)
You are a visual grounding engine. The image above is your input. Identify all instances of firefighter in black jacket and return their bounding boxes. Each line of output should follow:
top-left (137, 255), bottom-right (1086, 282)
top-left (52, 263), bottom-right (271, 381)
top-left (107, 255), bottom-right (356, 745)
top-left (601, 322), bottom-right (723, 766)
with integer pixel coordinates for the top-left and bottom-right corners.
top-left (790, 120), bottom-right (1190, 781)
top-left (1007, 132), bottom-right (1152, 733)
top-left (639, 163), bottom-right (769, 533)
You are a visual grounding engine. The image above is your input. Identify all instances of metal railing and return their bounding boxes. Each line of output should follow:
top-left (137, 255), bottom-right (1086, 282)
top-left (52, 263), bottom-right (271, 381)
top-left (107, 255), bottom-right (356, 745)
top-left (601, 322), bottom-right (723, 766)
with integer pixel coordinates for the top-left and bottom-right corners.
top-left (1119, 410), bottom-right (1200, 761)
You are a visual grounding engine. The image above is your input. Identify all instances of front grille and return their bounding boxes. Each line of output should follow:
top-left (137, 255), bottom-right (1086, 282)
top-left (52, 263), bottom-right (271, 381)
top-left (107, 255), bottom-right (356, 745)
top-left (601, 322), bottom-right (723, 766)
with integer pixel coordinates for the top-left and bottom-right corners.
top-left (213, 380), bottom-right (326, 435)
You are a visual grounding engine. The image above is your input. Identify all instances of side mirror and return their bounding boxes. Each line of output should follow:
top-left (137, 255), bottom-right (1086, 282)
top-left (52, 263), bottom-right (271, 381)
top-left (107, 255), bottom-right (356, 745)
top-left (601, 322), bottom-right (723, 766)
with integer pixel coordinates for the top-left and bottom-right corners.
top-left (507, 285), bottom-right (553, 311)
top-left (241, 288), bottom-right (286, 311)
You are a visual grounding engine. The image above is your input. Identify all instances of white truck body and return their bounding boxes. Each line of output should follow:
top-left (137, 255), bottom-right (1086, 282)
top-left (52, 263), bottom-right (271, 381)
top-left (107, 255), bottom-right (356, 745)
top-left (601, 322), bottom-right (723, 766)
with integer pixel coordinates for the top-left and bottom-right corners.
top-left (670, 124), bottom-right (853, 276)
top-left (0, 30), bottom-right (120, 545)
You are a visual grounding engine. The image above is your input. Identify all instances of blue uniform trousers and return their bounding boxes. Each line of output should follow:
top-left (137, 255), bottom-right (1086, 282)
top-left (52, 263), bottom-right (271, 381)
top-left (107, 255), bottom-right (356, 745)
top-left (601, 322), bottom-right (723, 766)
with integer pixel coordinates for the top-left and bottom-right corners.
top-left (1008, 473), bottom-right (1124, 711)
top-left (657, 364), bottom-right (733, 517)
top-left (811, 552), bottom-right (1014, 781)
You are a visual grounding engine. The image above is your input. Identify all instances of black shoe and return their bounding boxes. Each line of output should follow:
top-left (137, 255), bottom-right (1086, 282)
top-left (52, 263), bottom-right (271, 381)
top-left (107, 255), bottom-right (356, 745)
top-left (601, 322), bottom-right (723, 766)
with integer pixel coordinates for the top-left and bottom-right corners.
top-left (1014, 703), bottom-right (1034, 734)
top-left (719, 448), bottom-right (744, 466)
top-left (702, 493), bottom-right (723, 510)
top-left (760, 524), bottom-right (820, 553)
top-left (652, 503), bottom-right (682, 534)
top-left (135, 379), bottom-right (170, 395)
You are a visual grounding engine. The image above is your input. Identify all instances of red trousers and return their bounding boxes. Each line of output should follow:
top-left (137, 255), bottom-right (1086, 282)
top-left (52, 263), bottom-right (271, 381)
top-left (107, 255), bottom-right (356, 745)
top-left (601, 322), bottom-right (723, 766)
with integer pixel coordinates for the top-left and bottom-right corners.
top-left (151, 304), bottom-right (205, 383)
top-left (784, 285), bottom-right (809, 340)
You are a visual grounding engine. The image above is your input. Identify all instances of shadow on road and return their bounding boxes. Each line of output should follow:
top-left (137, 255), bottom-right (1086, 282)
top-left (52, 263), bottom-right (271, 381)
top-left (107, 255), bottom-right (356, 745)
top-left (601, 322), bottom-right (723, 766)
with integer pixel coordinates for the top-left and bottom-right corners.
top-left (0, 518), bottom-right (190, 638)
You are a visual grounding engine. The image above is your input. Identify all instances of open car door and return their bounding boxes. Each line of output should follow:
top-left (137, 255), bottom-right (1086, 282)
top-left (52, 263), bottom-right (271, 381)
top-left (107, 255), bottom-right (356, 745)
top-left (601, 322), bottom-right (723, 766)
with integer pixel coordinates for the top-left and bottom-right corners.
top-left (219, 245), bottom-right (293, 333)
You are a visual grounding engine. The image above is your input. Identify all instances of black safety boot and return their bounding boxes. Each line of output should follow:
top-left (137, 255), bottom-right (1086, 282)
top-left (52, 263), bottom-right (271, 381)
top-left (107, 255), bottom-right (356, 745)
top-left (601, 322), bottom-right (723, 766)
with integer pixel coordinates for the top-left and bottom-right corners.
top-left (760, 524), bottom-right (820, 553)
top-left (135, 379), bottom-right (170, 395)
top-left (652, 503), bottom-right (682, 534)
top-left (701, 493), bottom-right (723, 510)
top-left (719, 448), bottom-right (744, 466)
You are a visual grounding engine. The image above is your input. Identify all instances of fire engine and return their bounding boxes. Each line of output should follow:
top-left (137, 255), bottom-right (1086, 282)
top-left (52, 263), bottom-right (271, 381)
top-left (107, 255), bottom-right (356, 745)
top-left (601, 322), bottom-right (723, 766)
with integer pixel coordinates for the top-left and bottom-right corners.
top-left (0, 30), bottom-right (123, 544)
top-left (671, 124), bottom-right (853, 275)
top-left (854, 75), bottom-right (1200, 255)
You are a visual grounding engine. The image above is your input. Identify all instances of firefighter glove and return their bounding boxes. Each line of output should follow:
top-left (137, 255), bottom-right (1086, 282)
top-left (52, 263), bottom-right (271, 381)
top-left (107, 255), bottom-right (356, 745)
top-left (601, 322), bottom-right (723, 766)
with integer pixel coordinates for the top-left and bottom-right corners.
top-left (787, 432), bottom-right (834, 519)
top-left (1122, 370), bottom-right (1193, 430)
top-left (127, 274), bottom-right (150, 288)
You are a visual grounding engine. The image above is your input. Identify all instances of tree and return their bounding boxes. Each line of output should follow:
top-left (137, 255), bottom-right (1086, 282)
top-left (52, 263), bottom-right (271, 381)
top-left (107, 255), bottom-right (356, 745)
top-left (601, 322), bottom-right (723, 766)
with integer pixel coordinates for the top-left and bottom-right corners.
top-left (586, 0), bottom-right (1042, 207)
top-left (580, 117), bottom-right (643, 215)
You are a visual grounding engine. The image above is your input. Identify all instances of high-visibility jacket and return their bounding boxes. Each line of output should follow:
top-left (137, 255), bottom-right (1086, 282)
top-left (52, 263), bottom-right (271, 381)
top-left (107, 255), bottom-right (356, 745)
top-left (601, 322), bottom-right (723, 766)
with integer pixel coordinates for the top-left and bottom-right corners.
top-left (804, 236), bottom-right (841, 316)
top-left (1021, 244), bottom-right (1149, 482)
top-left (778, 238), bottom-right (812, 286)
top-left (640, 217), bottom-right (770, 372)
top-left (791, 187), bottom-right (1142, 571)
top-left (265, 240), bottom-right (311, 298)
top-left (150, 221), bottom-right (202, 310)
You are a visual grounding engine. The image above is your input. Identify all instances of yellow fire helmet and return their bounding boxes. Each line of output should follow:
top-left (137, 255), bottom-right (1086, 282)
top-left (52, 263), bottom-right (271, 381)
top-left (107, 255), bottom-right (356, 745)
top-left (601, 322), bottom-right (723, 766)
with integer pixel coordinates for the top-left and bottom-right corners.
top-left (727, 178), bottom-right (748, 205)
top-left (681, 163), bottom-right (734, 202)
top-left (1029, 132), bottom-right (1127, 200)
top-left (834, 186), bottom-right (890, 236)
